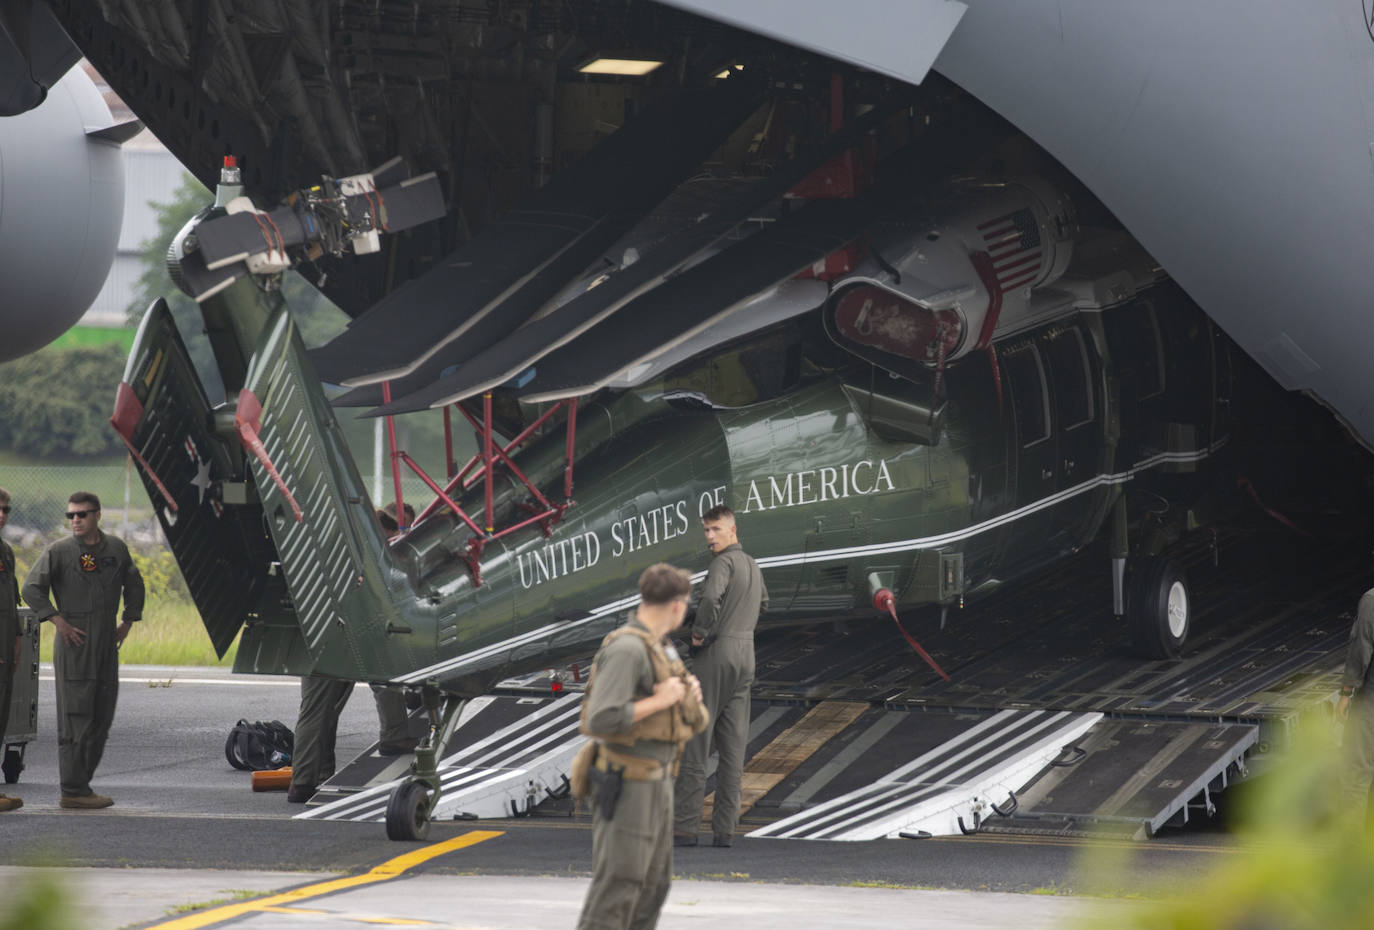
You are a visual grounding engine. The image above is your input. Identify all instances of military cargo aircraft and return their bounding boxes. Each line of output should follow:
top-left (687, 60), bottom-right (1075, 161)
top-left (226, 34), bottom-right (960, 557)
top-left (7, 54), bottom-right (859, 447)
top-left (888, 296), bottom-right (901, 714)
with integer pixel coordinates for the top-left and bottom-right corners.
top-left (1, 1), bottom-right (1363, 840)
top-left (110, 105), bottom-right (1240, 836)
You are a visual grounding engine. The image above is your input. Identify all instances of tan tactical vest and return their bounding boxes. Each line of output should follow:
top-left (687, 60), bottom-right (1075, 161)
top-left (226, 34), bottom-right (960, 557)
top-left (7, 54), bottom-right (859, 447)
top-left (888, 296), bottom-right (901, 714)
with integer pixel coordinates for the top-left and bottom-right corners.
top-left (579, 625), bottom-right (709, 746)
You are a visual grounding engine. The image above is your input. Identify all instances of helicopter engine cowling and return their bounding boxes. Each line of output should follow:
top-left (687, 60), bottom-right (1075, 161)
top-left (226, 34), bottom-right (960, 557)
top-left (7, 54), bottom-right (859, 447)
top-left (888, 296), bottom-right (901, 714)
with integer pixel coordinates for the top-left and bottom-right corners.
top-left (0, 67), bottom-right (127, 361)
top-left (824, 177), bottom-right (1077, 373)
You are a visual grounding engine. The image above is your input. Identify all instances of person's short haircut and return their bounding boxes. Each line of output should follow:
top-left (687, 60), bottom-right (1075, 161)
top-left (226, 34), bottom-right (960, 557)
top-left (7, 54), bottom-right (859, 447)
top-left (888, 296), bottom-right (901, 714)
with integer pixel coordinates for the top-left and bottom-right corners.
top-left (0, 486), bottom-right (10, 504)
top-left (68, 490), bottom-right (101, 510)
top-left (381, 500), bottom-right (416, 522)
top-left (702, 504), bottom-right (735, 524)
top-left (639, 563), bottom-right (692, 606)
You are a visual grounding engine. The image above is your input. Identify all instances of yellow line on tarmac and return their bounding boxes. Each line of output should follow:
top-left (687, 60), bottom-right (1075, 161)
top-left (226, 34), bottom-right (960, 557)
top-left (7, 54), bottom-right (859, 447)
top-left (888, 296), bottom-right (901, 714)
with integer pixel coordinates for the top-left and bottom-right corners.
top-left (143, 830), bottom-right (504, 929)
top-left (260, 907), bottom-right (439, 925)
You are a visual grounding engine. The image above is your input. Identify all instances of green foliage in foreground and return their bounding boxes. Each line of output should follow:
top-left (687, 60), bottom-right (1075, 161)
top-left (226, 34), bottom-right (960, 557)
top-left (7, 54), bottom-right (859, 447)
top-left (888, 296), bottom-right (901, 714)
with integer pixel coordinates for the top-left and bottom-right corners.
top-left (0, 871), bottom-right (75, 930)
top-left (1077, 713), bottom-right (1374, 930)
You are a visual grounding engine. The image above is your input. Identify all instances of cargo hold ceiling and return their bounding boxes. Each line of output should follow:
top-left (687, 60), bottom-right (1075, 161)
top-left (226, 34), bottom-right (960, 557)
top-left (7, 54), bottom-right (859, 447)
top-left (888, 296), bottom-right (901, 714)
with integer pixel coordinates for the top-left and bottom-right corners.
top-left (50, 0), bottom-right (871, 316)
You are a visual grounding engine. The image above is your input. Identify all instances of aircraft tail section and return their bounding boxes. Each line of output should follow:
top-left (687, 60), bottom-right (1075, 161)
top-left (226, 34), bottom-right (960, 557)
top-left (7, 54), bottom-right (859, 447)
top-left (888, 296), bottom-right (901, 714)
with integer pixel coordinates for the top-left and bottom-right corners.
top-left (233, 304), bottom-right (411, 680)
top-left (112, 298), bottom-right (272, 657)
top-left (116, 295), bottom-right (416, 679)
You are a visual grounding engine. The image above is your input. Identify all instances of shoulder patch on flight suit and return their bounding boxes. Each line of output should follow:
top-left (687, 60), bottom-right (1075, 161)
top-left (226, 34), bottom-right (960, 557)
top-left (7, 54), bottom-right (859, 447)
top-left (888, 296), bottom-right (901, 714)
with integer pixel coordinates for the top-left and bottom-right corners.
top-left (80, 553), bottom-right (97, 572)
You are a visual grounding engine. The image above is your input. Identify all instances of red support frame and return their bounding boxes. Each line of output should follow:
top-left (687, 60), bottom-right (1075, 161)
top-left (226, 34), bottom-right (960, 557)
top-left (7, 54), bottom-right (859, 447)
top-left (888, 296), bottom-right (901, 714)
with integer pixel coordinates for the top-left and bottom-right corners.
top-left (382, 381), bottom-right (405, 526)
top-left (380, 395), bottom-right (581, 586)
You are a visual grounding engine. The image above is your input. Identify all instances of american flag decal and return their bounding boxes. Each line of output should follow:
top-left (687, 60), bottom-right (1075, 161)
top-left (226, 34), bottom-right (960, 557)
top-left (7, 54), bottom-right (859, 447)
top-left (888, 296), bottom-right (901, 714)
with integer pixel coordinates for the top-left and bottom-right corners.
top-left (979, 208), bottom-right (1043, 293)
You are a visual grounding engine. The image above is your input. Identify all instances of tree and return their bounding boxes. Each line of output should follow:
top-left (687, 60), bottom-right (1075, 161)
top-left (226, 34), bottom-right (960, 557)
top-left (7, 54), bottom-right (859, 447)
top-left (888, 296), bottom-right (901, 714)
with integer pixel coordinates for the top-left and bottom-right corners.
top-left (0, 343), bottom-right (127, 457)
top-left (124, 171), bottom-right (209, 327)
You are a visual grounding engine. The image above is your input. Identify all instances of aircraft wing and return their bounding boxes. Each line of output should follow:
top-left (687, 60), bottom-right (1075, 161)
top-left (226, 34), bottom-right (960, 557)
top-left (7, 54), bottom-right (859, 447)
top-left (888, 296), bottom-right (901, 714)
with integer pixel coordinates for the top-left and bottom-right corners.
top-left (515, 197), bottom-right (873, 403)
top-left (654, 0), bottom-right (967, 85)
top-left (310, 74), bottom-right (767, 387)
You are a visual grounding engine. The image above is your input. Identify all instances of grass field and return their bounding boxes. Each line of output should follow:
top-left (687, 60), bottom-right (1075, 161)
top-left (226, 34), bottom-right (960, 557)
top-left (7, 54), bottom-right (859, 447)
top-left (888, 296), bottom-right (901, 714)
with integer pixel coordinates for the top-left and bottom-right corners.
top-left (46, 324), bottom-right (137, 354)
top-left (35, 601), bottom-right (238, 667)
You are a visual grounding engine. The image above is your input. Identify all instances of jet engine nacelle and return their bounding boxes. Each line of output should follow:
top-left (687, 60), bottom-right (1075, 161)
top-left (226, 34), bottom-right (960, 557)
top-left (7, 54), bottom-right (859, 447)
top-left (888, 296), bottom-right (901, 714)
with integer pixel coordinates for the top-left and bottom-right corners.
top-left (0, 67), bottom-right (127, 361)
top-left (825, 177), bottom-right (1076, 371)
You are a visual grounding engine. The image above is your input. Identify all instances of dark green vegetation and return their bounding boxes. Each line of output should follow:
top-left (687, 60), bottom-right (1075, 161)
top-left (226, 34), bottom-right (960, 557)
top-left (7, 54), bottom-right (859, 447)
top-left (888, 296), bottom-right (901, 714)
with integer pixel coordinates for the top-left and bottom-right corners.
top-left (0, 343), bottom-right (127, 459)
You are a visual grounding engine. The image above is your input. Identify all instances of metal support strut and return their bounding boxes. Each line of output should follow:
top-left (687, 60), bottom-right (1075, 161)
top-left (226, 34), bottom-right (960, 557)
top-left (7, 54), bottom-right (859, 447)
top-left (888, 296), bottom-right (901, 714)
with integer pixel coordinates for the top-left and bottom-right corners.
top-left (385, 684), bottom-right (467, 841)
top-left (379, 395), bottom-right (581, 586)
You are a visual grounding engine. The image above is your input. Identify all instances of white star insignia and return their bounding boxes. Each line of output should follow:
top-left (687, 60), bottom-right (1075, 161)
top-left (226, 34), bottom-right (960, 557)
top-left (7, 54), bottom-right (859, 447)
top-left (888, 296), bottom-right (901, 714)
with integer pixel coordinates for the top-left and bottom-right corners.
top-left (191, 456), bottom-right (212, 506)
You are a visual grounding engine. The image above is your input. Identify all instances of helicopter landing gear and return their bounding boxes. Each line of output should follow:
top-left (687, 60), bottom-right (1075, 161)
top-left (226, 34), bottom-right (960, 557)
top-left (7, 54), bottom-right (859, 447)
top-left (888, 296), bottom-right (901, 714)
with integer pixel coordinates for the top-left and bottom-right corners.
top-left (1128, 557), bottom-right (1190, 659)
top-left (385, 685), bottom-right (467, 841)
top-left (386, 778), bottom-right (431, 841)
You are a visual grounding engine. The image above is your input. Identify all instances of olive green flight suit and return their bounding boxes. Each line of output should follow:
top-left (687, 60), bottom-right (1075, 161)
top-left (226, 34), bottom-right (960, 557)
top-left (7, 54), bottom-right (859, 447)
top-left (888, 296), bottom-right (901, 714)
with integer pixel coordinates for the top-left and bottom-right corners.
top-left (577, 620), bottom-right (682, 930)
top-left (290, 678), bottom-right (412, 791)
top-left (674, 543), bottom-right (768, 840)
top-left (0, 538), bottom-right (21, 755)
top-left (23, 533), bottom-right (144, 798)
top-left (1340, 587), bottom-right (1374, 824)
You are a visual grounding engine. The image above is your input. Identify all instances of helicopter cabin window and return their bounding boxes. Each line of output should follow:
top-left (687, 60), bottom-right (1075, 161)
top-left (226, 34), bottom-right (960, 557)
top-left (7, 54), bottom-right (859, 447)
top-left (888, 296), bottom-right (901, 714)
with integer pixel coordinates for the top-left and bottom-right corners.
top-left (1044, 328), bottom-right (1094, 430)
top-left (1001, 344), bottom-right (1050, 448)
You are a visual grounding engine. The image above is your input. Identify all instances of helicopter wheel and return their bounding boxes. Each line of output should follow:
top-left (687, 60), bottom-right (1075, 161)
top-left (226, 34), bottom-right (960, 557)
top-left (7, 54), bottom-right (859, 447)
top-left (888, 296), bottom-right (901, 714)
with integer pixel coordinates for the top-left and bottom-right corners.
top-left (386, 778), bottom-right (432, 842)
top-left (1127, 557), bottom-right (1189, 659)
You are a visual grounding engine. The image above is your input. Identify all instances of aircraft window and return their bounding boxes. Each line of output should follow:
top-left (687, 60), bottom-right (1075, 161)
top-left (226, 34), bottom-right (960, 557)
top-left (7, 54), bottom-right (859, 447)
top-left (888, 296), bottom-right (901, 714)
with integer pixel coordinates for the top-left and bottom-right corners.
top-left (1002, 344), bottom-right (1050, 448)
top-left (659, 325), bottom-right (815, 407)
top-left (1045, 328), bottom-right (1094, 430)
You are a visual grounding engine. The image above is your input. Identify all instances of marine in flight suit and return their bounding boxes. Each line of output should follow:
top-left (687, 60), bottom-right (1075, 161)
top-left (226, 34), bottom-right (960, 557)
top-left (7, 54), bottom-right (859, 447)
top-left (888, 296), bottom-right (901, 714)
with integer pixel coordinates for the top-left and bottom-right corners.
top-left (23, 493), bottom-right (144, 808)
top-left (0, 487), bottom-right (23, 811)
top-left (1337, 586), bottom-right (1374, 827)
top-left (673, 505), bottom-right (767, 847)
top-left (577, 563), bottom-right (706, 930)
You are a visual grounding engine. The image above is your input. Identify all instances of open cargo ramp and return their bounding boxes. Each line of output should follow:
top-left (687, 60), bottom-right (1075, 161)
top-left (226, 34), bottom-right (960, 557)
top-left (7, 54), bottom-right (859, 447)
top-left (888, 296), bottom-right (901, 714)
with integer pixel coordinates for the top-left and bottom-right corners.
top-left (981, 718), bottom-right (1258, 840)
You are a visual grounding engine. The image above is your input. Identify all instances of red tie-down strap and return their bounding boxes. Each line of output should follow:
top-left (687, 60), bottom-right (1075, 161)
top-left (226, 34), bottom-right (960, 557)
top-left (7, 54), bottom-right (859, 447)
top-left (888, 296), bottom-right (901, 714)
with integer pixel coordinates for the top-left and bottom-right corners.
top-left (234, 388), bottom-right (302, 523)
top-left (110, 382), bottom-right (178, 513)
top-left (1237, 476), bottom-right (1312, 538)
top-left (874, 588), bottom-right (951, 681)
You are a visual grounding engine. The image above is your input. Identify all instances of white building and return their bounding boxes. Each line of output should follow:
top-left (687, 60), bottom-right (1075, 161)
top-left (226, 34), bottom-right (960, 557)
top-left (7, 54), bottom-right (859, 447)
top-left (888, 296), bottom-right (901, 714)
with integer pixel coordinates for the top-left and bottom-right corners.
top-left (81, 62), bottom-right (192, 328)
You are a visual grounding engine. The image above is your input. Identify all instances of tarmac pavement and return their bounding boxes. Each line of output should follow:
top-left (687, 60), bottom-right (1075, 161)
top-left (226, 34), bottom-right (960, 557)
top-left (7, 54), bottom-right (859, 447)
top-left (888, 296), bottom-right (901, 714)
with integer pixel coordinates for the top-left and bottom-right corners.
top-left (0, 667), bottom-right (1214, 928)
top-left (2, 866), bottom-right (1137, 929)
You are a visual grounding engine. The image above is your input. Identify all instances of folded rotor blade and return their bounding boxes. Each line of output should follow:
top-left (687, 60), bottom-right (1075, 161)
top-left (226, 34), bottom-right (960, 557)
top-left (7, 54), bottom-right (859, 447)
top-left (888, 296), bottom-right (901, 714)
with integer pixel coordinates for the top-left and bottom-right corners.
top-left (357, 102), bottom-right (902, 415)
top-left (311, 73), bottom-right (768, 388)
top-left (516, 198), bottom-right (873, 403)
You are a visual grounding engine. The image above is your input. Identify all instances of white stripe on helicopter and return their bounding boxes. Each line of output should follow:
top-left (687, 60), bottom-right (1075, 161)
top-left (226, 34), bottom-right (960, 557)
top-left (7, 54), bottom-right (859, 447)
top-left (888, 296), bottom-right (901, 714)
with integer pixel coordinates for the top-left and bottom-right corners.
top-left (397, 439), bottom-right (1225, 684)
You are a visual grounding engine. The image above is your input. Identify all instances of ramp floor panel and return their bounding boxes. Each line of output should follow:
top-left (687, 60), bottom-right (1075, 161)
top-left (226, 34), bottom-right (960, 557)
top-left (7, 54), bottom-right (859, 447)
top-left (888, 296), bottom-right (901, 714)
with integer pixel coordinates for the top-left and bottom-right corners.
top-left (985, 719), bottom-right (1257, 839)
top-left (754, 527), bottom-right (1357, 729)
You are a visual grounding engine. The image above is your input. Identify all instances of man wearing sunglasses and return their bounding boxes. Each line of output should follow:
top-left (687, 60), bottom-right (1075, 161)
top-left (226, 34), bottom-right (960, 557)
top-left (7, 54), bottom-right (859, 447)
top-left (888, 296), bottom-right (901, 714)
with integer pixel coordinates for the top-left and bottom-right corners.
top-left (0, 487), bottom-right (22, 811)
top-left (23, 491), bottom-right (144, 809)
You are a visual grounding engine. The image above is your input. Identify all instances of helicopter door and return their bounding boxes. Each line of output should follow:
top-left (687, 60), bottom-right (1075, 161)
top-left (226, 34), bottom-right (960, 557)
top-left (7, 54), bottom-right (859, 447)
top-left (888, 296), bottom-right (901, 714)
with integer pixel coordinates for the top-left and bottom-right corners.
top-left (1040, 325), bottom-right (1100, 546)
top-left (998, 340), bottom-right (1059, 573)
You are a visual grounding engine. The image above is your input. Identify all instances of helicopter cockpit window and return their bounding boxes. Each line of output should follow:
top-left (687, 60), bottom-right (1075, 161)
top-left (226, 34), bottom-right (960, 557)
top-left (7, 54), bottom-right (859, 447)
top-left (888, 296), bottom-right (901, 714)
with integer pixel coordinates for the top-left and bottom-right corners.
top-left (658, 322), bottom-right (822, 409)
top-left (1044, 328), bottom-right (1094, 430)
top-left (1002, 343), bottom-right (1050, 448)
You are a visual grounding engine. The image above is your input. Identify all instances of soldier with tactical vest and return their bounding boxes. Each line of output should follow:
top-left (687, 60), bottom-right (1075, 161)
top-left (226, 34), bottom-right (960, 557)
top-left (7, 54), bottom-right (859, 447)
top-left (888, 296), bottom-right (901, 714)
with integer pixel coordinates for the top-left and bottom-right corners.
top-left (673, 504), bottom-right (768, 848)
top-left (1337, 586), bottom-right (1374, 827)
top-left (573, 563), bottom-right (708, 930)
top-left (23, 491), bottom-right (144, 809)
top-left (0, 486), bottom-right (23, 812)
